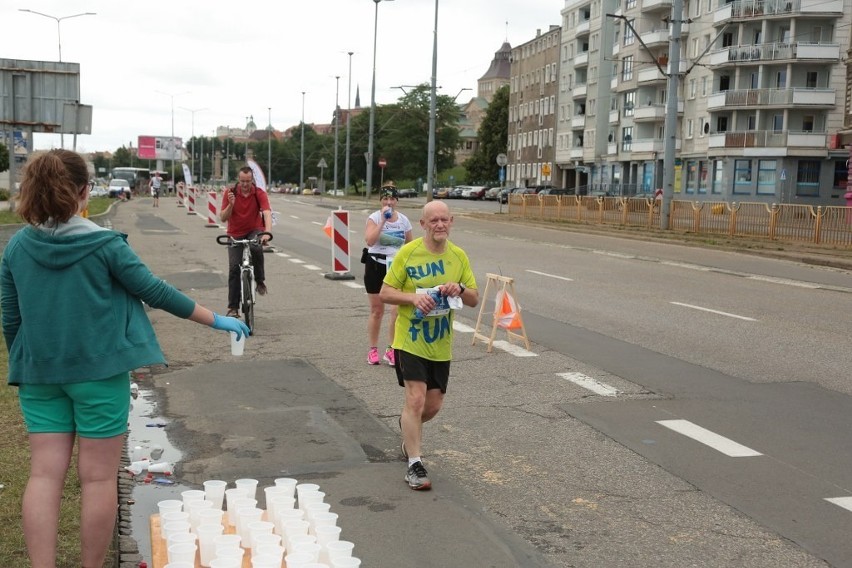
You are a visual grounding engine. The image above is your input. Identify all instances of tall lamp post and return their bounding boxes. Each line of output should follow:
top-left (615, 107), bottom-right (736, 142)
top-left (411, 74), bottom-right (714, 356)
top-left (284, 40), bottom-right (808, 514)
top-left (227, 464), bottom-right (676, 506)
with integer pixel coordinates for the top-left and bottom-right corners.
top-left (156, 90), bottom-right (189, 187)
top-left (267, 107), bottom-right (272, 189)
top-left (366, 0), bottom-right (394, 201)
top-left (300, 92), bottom-right (306, 191)
top-left (18, 9), bottom-right (96, 62)
top-left (334, 76), bottom-right (340, 192)
top-left (179, 106), bottom-right (207, 184)
top-left (425, 0), bottom-right (439, 202)
top-left (344, 51), bottom-right (354, 194)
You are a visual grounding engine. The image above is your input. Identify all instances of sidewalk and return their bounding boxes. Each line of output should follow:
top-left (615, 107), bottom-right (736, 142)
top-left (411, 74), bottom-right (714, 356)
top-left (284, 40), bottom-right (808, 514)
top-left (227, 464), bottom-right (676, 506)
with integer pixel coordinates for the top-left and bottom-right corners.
top-left (114, 197), bottom-right (551, 568)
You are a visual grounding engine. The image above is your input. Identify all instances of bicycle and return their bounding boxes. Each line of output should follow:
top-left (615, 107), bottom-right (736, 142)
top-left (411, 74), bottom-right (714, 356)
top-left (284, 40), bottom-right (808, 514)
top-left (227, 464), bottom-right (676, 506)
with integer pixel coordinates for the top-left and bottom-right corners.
top-left (216, 232), bottom-right (273, 334)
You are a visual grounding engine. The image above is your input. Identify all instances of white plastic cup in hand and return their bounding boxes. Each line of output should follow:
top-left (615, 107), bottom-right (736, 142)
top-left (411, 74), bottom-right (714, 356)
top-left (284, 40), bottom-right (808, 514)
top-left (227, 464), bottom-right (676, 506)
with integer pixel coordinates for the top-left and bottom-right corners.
top-left (331, 557), bottom-right (362, 568)
top-left (230, 331), bottom-right (245, 356)
top-left (167, 542), bottom-right (197, 564)
top-left (203, 479), bottom-right (228, 510)
top-left (196, 523), bottom-right (224, 567)
top-left (235, 478), bottom-right (259, 500)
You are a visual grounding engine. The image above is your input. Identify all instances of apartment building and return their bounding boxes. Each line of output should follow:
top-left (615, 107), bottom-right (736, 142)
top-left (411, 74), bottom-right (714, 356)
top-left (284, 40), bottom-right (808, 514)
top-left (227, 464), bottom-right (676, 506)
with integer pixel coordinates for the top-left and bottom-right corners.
top-left (508, 26), bottom-right (562, 187)
top-left (555, 0), bottom-right (850, 203)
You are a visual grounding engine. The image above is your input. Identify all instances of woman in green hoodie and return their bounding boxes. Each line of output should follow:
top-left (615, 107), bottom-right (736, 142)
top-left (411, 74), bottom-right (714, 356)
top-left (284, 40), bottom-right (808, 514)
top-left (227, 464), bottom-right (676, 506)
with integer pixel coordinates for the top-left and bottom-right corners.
top-left (0, 149), bottom-right (249, 568)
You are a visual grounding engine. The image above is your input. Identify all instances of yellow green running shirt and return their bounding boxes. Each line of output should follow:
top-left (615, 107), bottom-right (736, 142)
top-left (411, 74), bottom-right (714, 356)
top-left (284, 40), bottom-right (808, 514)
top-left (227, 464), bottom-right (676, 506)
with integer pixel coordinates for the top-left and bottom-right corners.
top-left (383, 237), bottom-right (477, 361)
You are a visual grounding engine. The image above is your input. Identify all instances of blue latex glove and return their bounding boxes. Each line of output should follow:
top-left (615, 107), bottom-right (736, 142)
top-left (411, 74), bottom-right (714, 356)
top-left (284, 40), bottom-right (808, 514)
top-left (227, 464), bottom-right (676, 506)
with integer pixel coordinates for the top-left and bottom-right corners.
top-left (211, 313), bottom-right (250, 339)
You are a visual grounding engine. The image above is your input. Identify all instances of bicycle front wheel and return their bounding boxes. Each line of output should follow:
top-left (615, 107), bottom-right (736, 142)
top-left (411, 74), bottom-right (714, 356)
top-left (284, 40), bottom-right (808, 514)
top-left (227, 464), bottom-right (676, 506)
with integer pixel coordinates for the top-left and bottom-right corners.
top-left (241, 271), bottom-right (254, 335)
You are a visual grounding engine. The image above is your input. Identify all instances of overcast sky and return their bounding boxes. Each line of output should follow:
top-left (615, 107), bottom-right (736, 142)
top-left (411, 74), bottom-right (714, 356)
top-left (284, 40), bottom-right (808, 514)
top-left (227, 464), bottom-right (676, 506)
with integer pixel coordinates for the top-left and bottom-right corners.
top-left (3, 1), bottom-right (561, 153)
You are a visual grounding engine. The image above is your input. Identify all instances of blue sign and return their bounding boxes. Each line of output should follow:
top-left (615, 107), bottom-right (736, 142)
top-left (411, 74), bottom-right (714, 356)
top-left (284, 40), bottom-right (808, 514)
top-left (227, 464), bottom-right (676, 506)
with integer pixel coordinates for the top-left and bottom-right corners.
top-left (499, 168), bottom-right (505, 182)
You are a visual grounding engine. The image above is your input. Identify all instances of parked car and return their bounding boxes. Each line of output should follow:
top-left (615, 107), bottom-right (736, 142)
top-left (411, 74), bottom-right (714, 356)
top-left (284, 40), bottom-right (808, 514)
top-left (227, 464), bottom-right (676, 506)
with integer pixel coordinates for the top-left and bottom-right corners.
top-left (432, 187), bottom-right (450, 199)
top-left (462, 186), bottom-right (488, 200)
top-left (484, 186), bottom-right (502, 201)
top-left (397, 187), bottom-right (417, 198)
top-left (90, 185), bottom-right (108, 198)
top-left (448, 186), bottom-right (465, 199)
top-left (500, 187), bottom-right (529, 204)
top-left (538, 187), bottom-right (573, 196)
top-left (327, 189), bottom-right (344, 196)
top-left (108, 179), bottom-right (131, 199)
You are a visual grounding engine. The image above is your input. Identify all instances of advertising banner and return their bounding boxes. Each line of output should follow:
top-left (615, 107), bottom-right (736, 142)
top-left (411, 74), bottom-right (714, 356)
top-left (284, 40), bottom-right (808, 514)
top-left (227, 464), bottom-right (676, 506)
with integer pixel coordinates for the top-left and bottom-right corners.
top-left (138, 135), bottom-right (183, 160)
top-left (246, 159), bottom-right (267, 191)
top-left (182, 163), bottom-right (193, 187)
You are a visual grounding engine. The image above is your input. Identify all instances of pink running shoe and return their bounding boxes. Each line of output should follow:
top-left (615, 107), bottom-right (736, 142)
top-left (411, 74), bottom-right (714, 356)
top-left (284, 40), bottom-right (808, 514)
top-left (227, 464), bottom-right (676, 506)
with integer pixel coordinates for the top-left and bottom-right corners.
top-left (367, 347), bottom-right (380, 365)
top-left (383, 348), bottom-right (396, 366)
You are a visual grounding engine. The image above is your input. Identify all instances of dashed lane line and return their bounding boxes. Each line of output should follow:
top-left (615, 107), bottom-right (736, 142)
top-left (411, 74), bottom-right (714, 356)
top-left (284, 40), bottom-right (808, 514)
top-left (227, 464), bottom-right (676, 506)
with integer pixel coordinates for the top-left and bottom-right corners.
top-left (303, 265), bottom-right (321, 271)
top-left (452, 322), bottom-right (538, 357)
top-left (557, 372), bottom-right (619, 396)
top-left (656, 419), bottom-right (763, 457)
top-left (289, 258), bottom-right (305, 264)
top-left (526, 269), bottom-right (574, 281)
top-left (275, 252), bottom-right (291, 258)
top-left (670, 301), bottom-right (757, 321)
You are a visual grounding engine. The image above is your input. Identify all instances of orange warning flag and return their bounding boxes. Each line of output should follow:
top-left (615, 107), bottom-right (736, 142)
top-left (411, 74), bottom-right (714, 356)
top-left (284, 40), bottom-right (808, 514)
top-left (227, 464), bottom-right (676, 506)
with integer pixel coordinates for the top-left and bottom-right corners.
top-left (323, 215), bottom-right (333, 238)
top-left (496, 289), bottom-right (522, 330)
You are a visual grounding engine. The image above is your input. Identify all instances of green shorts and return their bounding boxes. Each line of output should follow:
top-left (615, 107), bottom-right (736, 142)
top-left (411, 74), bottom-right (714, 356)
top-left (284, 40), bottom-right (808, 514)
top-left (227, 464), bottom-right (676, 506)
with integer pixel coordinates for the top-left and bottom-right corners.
top-left (18, 372), bottom-right (131, 438)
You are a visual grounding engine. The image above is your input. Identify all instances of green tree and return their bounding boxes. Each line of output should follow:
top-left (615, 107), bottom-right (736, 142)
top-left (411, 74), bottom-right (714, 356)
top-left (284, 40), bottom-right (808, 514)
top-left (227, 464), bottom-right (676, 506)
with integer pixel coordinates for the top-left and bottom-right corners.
top-left (0, 142), bottom-right (9, 173)
top-left (464, 84), bottom-right (509, 183)
top-left (111, 146), bottom-right (133, 168)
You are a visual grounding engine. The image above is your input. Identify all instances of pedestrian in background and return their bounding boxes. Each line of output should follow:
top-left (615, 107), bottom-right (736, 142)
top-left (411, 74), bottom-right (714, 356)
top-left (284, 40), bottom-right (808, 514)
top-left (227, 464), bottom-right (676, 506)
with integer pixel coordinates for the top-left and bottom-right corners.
top-left (0, 149), bottom-right (249, 568)
top-left (363, 183), bottom-right (413, 365)
top-left (380, 200), bottom-right (478, 490)
top-left (149, 171), bottom-right (162, 207)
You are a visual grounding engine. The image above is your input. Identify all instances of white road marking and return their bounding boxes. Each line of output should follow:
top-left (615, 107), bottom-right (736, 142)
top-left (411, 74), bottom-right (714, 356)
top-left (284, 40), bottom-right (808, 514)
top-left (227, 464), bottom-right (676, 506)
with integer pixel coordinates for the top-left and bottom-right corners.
top-left (557, 372), bottom-right (619, 396)
top-left (452, 322), bottom-right (475, 333)
top-left (747, 275), bottom-right (821, 289)
top-left (670, 301), bottom-right (757, 321)
top-left (289, 258), bottom-right (305, 264)
top-left (342, 281), bottom-right (364, 289)
top-left (311, 221), bottom-right (322, 226)
top-left (661, 261), bottom-right (712, 271)
top-left (491, 340), bottom-right (538, 357)
top-left (825, 497), bottom-right (852, 512)
top-left (275, 252), bottom-right (291, 258)
top-left (526, 269), bottom-right (573, 281)
top-left (656, 419), bottom-right (762, 457)
top-left (290, 215), bottom-right (300, 219)
top-left (303, 265), bottom-right (321, 271)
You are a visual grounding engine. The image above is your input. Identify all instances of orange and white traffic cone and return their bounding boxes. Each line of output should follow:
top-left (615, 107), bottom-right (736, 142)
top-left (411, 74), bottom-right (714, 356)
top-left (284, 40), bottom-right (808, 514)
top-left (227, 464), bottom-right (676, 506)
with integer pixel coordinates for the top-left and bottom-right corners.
top-left (496, 289), bottom-right (522, 330)
top-left (323, 215), bottom-right (333, 238)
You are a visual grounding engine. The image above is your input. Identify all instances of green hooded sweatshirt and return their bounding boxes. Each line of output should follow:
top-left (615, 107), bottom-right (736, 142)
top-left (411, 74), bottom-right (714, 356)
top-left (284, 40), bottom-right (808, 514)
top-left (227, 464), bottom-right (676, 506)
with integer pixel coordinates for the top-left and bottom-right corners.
top-left (1, 217), bottom-right (196, 386)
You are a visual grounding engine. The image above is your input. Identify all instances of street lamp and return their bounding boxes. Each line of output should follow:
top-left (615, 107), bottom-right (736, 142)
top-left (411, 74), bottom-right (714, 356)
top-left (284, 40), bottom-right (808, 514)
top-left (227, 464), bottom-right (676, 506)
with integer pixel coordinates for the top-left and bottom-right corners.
top-left (18, 9), bottom-right (96, 62)
top-left (426, 0), bottom-right (439, 201)
top-left (366, 0), bottom-right (395, 201)
top-left (179, 106), bottom-right (207, 185)
top-left (267, 107), bottom-right (272, 189)
top-left (344, 51), bottom-right (354, 194)
top-left (156, 90), bottom-right (189, 187)
top-left (334, 76), bottom-right (340, 192)
top-left (300, 92), bottom-right (306, 190)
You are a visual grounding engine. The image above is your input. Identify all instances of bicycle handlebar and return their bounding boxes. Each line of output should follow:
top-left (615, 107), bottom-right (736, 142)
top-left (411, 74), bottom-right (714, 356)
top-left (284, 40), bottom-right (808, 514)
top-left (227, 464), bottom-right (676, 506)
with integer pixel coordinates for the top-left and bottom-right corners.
top-left (216, 232), bottom-right (273, 246)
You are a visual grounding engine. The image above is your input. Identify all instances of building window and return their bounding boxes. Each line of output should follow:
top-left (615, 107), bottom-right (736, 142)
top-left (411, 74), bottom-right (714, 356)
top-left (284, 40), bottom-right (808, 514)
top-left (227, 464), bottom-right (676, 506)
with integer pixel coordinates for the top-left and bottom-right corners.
top-left (624, 20), bottom-right (635, 45)
top-left (622, 126), bottom-right (633, 151)
top-left (773, 115), bottom-right (783, 132)
top-left (701, 76), bottom-right (708, 97)
top-left (689, 79), bottom-right (696, 99)
top-left (626, 0), bottom-right (636, 9)
top-left (806, 72), bottom-right (818, 88)
top-left (796, 160), bottom-right (820, 196)
top-left (734, 159), bottom-right (752, 194)
top-left (833, 160), bottom-right (848, 191)
top-left (698, 117), bottom-right (706, 137)
top-left (717, 116), bottom-right (728, 132)
top-left (623, 91), bottom-right (635, 117)
top-left (622, 56), bottom-right (633, 81)
top-left (686, 119), bottom-right (694, 139)
top-left (757, 160), bottom-right (777, 195)
top-left (802, 115), bottom-right (814, 132)
top-left (712, 160), bottom-right (724, 194)
top-left (685, 161), bottom-right (697, 193)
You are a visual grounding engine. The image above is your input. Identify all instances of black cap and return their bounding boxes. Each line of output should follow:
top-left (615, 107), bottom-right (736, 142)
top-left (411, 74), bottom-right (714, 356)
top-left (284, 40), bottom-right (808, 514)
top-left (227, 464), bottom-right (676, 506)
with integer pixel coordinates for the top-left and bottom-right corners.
top-left (380, 186), bottom-right (398, 198)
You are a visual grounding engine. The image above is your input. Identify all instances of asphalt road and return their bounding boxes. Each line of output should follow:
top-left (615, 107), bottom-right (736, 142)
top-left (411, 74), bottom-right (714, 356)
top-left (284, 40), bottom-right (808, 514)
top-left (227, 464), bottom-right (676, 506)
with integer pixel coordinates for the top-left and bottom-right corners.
top-left (102, 194), bottom-right (851, 567)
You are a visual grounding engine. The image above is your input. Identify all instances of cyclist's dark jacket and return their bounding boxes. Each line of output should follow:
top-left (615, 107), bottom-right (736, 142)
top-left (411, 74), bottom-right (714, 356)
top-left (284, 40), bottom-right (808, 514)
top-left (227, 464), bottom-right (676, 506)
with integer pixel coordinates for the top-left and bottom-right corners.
top-left (1, 217), bottom-right (195, 386)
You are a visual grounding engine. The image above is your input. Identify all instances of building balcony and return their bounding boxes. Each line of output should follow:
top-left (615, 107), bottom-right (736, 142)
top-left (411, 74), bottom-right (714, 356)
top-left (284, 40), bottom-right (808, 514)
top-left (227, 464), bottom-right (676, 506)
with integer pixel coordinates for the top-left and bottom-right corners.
top-left (611, 76), bottom-right (618, 90)
top-left (638, 66), bottom-right (666, 84)
top-left (643, 0), bottom-right (672, 11)
top-left (570, 147), bottom-right (584, 159)
top-left (612, 42), bottom-right (620, 56)
top-left (708, 42), bottom-right (840, 67)
top-left (609, 109), bottom-right (619, 124)
top-left (563, 0), bottom-right (593, 10)
top-left (576, 20), bottom-right (590, 35)
top-left (572, 115), bottom-right (586, 129)
top-left (574, 51), bottom-right (589, 67)
top-left (708, 130), bottom-right (827, 150)
top-left (572, 83), bottom-right (588, 98)
top-left (632, 138), bottom-right (682, 153)
top-left (633, 101), bottom-right (684, 121)
top-left (707, 88), bottom-right (836, 110)
top-left (639, 29), bottom-right (669, 49)
top-left (714, 0), bottom-right (842, 25)
top-left (607, 142), bottom-right (618, 155)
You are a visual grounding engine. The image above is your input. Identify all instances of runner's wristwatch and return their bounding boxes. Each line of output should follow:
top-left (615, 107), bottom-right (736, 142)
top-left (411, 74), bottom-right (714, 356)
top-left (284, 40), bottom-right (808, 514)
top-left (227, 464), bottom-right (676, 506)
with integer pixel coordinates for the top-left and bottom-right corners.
top-left (458, 282), bottom-right (466, 294)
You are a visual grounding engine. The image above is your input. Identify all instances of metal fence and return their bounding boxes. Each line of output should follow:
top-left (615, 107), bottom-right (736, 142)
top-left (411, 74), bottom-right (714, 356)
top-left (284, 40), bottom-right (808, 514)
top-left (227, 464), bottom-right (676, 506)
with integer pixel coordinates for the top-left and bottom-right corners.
top-left (509, 194), bottom-right (852, 246)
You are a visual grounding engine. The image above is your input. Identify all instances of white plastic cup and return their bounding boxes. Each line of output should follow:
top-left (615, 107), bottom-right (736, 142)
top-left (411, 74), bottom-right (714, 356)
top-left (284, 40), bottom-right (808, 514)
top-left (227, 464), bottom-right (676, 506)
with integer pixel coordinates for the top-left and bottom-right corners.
top-left (291, 541), bottom-right (321, 562)
top-left (315, 524), bottom-right (341, 547)
top-left (237, 507), bottom-right (264, 547)
top-left (186, 499), bottom-right (215, 532)
top-left (230, 331), bottom-right (245, 356)
top-left (157, 499), bottom-right (184, 533)
top-left (167, 532), bottom-right (197, 549)
top-left (250, 554), bottom-right (280, 568)
top-left (298, 490), bottom-right (325, 512)
top-left (131, 445), bottom-right (144, 461)
top-left (255, 543), bottom-right (285, 563)
top-left (331, 557), bottom-right (362, 568)
top-left (148, 461), bottom-right (172, 474)
top-left (224, 488), bottom-right (244, 526)
top-left (273, 477), bottom-right (298, 497)
top-left (267, 495), bottom-right (296, 525)
top-left (162, 520), bottom-right (191, 543)
top-left (181, 489), bottom-right (206, 505)
top-left (213, 533), bottom-right (242, 551)
top-left (160, 511), bottom-right (190, 539)
top-left (275, 507), bottom-right (305, 537)
top-left (310, 511), bottom-right (338, 533)
top-left (324, 540), bottom-right (354, 562)
top-left (295, 483), bottom-right (320, 501)
top-left (167, 542), bottom-right (197, 564)
top-left (305, 501), bottom-right (331, 525)
top-left (196, 523), bottom-right (224, 567)
top-left (209, 558), bottom-right (241, 568)
top-left (232, 498), bottom-right (258, 534)
top-left (282, 519), bottom-right (310, 547)
top-left (235, 478), bottom-right (259, 500)
top-left (203, 479), bottom-right (228, 510)
top-left (247, 520), bottom-right (275, 551)
top-left (213, 546), bottom-right (244, 567)
top-left (196, 507), bottom-right (224, 529)
top-left (285, 551), bottom-right (316, 568)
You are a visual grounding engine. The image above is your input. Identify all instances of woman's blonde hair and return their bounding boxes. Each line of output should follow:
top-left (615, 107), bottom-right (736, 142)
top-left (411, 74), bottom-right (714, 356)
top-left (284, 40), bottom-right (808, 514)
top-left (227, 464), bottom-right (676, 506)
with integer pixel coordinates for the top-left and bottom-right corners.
top-left (16, 149), bottom-right (88, 226)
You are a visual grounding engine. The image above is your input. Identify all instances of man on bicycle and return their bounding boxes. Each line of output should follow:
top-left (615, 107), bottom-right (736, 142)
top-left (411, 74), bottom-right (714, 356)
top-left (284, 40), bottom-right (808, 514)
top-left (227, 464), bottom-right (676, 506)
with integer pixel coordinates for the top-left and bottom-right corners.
top-left (220, 166), bottom-right (273, 317)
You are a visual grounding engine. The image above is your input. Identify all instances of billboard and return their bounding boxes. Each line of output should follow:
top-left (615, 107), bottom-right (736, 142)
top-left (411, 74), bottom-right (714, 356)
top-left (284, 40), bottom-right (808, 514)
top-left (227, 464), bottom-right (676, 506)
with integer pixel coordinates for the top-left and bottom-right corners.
top-left (138, 135), bottom-right (182, 160)
top-left (0, 130), bottom-right (30, 156)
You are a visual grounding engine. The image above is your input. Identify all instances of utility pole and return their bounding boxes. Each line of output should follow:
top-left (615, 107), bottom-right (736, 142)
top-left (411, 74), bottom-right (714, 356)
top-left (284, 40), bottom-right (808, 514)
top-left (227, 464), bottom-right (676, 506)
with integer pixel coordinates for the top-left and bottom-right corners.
top-left (660, 0), bottom-right (684, 229)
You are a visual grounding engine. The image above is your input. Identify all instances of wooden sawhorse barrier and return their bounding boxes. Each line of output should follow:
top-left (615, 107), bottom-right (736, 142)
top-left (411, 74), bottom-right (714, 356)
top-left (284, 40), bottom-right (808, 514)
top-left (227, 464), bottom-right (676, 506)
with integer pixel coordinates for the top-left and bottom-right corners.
top-left (471, 273), bottom-right (530, 352)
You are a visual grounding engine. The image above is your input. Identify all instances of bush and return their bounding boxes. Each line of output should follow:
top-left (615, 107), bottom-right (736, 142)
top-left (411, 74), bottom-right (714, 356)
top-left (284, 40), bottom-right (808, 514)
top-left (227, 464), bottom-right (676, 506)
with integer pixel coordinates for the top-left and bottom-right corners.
top-left (0, 188), bottom-right (9, 201)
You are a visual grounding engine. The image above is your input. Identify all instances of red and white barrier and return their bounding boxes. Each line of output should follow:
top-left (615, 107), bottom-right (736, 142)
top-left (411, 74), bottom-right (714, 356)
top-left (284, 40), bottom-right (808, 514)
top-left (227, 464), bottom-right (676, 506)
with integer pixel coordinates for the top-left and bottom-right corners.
top-left (186, 186), bottom-right (196, 215)
top-left (323, 208), bottom-right (355, 281)
top-left (177, 184), bottom-right (185, 207)
top-left (205, 191), bottom-right (219, 228)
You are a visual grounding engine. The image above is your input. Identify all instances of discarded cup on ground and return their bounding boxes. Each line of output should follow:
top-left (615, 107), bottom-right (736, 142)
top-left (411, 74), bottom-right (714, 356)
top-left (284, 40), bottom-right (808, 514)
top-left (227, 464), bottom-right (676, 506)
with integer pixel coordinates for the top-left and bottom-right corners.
top-left (230, 331), bottom-right (245, 356)
top-left (148, 461), bottom-right (172, 474)
top-left (150, 443), bottom-right (164, 460)
top-left (131, 445), bottom-right (144, 461)
top-left (125, 460), bottom-right (148, 475)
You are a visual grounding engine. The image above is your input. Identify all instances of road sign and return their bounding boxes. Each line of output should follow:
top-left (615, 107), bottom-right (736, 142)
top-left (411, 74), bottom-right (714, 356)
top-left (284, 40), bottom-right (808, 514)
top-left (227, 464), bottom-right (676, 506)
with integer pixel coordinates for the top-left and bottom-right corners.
top-left (499, 168), bottom-right (505, 182)
top-left (780, 169), bottom-right (787, 181)
top-left (496, 153), bottom-right (508, 167)
top-left (317, 158), bottom-right (328, 169)
top-left (542, 163), bottom-right (551, 176)
top-left (378, 158), bottom-right (387, 168)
